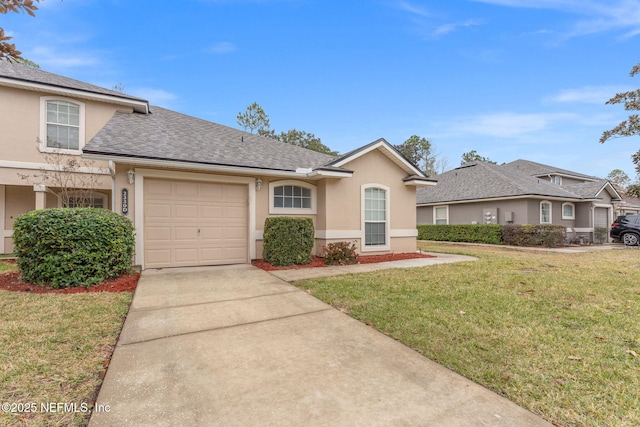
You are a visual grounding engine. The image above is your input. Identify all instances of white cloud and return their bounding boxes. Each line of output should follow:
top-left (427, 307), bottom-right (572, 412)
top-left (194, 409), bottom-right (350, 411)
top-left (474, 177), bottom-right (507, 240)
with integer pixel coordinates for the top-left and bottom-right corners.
top-left (547, 86), bottom-right (631, 104)
top-left (471, 0), bottom-right (640, 38)
top-left (454, 112), bottom-right (577, 137)
top-left (206, 42), bottom-right (237, 54)
top-left (30, 46), bottom-right (102, 69)
top-left (395, 1), bottom-right (432, 18)
top-left (130, 88), bottom-right (177, 107)
top-left (433, 19), bottom-right (482, 36)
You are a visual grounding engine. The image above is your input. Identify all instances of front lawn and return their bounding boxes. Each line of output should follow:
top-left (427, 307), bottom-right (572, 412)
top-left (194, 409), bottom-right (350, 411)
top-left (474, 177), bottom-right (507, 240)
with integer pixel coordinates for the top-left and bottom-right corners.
top-left (294, 243), bottom-right (640, 427)
top-left (0, 262), bottom-right (132, 426)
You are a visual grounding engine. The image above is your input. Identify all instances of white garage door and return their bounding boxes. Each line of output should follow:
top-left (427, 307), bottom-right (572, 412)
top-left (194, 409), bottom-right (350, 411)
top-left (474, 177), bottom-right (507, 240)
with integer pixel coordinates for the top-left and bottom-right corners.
top-left (143, 178), bottom-right (248, 269)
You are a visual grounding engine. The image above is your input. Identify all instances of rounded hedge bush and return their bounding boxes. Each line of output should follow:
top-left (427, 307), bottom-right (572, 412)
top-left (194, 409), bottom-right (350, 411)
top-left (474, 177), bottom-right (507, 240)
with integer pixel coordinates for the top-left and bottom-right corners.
top-left (13, 208), bottom-right (135, 288)
top-left (263, 217), bottom-right (314, 266)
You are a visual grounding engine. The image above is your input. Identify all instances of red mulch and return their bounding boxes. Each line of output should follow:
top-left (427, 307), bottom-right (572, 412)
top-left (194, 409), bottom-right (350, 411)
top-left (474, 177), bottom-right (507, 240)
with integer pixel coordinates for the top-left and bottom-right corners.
top-left (0, 265), bottom-right (140, 294)
top-left (252, 252), bottom-right (434, 271)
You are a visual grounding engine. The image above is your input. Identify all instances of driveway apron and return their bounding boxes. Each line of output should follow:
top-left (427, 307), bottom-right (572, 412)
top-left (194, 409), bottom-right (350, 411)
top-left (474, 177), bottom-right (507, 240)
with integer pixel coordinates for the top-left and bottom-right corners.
top-left (90, 264), bottom-right (551, 427)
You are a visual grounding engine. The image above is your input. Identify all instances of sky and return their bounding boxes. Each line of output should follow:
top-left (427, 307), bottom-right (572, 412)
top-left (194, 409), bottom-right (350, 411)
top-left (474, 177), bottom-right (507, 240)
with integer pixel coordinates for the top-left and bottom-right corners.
top-left (4, 0), bottom-right (640, 179)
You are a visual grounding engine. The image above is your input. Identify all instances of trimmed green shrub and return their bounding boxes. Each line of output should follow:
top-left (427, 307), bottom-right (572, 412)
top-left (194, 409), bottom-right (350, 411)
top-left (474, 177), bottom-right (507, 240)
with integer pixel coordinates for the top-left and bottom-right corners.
top-left (594, 227), bottom-right (608, 244)
top-left (502, 224), bottom-right (566, 248)
top-left (13, 208), bottom-right (135, 288)
top-left (263, 217), bottom-right (314, 266)
top-left (323, 241), bottom-right (359, 265)
top-left (417, 224), bottom-right (503, 244)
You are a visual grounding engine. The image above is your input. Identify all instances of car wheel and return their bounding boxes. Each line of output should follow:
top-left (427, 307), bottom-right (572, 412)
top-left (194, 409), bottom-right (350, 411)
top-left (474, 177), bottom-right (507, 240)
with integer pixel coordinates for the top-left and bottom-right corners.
top-left (623, 233), bottom-right (640, 246)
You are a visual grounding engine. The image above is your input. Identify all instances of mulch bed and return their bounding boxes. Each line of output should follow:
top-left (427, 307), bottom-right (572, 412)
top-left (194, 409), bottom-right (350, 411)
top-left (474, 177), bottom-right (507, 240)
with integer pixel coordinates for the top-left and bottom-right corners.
top-left (252, 252), bottom-right (435, 271)
top-left (0, 267), bottom-right (140, 294)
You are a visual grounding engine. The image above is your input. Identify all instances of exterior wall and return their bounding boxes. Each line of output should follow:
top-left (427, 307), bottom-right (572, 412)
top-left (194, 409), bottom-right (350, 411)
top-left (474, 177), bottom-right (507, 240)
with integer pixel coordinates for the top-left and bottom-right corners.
top-left (418, 200), bottom-right (531, 225)
top-left (116, 148), bottom-right (419, 266)
top-left (324, 149), bottom-right (418, 255)
top-left (0, 85), bottom-right (120, 253)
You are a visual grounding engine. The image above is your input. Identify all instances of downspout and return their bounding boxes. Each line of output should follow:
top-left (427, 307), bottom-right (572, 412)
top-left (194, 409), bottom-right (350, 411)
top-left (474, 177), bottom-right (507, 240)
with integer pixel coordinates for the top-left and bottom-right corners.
top-left (109, 161), bottom-right (116, 212)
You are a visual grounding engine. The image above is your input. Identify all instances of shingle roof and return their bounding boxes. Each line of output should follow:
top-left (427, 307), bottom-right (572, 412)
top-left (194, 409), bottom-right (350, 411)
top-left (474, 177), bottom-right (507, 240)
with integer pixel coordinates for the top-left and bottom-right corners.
top-left (502, 159), bottom-right (600, 181)
top-left (0, 61), bottom-right (147, 104)
top-left (83, 106), bottom-right (338, 172)
top-left (416, 161), bottom-right (609, 205)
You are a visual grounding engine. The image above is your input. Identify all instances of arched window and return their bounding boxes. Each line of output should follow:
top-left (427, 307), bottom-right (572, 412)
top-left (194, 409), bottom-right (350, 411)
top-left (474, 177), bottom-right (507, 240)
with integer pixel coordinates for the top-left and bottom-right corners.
top-left (362, 184), bottom-right (389, 249)
top-left (268, 180), bottom-right (316, 214)
top-left (562, 202), bottom-right (575, 220)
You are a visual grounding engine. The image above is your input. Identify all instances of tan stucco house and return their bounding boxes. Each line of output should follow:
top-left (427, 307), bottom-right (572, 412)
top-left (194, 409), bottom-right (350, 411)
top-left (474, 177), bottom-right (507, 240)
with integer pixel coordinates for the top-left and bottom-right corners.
top-left (417, 160), bottom-right (621, 243)
top-left (0, 61), bottom-right (435, 269)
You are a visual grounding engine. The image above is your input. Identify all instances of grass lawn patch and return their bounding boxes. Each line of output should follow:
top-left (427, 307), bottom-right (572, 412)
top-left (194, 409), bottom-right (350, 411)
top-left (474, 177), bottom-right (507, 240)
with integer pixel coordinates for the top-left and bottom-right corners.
top-left (294, 243), bottom-right (640, 427)
top-left (0, 261), bottom-right (133, 426)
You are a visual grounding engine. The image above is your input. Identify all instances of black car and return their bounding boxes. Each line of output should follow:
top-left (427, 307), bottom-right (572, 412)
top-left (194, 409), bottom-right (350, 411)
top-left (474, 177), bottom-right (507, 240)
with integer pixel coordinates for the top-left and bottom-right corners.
top-left (610, 214), bottom-right (640, 245)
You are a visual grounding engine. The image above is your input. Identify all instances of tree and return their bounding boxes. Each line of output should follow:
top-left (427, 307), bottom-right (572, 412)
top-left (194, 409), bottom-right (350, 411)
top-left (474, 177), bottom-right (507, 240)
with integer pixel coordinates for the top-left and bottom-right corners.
top-left (236, 102), bottom-right (271, 134)
top-left (236, 103), bottom-right (339, 155)
top-left (1, 0), bottom-right (41, 62)
top-left (18, 141), bottom-right (110, 207)
top-left (277, 129), bottom-right (338, 156)
top-left (461, 150), bottom-right (496, 165)
top-left (607, 169), bottom-right (631, 187)
top-left (601, 63), bottom-right (640, 177)
top-left (394, 135), bottom-right (436, 175)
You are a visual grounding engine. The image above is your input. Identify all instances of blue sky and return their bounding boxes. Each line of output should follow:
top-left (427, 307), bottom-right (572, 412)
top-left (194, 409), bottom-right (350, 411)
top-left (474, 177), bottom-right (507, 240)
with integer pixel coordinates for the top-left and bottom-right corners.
top-left (5, 0), bottom-right (640, 179)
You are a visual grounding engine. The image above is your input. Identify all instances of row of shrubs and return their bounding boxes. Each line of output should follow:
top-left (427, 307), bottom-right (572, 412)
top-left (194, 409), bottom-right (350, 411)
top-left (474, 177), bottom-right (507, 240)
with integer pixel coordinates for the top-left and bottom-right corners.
top-left (417, 224), bottom-right (566, 248)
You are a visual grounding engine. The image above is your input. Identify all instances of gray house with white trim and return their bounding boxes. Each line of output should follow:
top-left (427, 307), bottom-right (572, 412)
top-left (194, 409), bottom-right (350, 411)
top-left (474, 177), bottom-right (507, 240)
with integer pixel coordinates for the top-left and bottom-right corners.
top-left (416, 160), bottom-right (622, 243)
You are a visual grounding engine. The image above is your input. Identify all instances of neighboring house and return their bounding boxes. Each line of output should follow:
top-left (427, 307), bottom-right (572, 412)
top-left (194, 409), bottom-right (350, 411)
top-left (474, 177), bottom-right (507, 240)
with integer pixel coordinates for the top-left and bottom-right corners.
top-left (416, 159), bottom-right (622, 243)
top-left (1, 61), bottom-right (435, 268)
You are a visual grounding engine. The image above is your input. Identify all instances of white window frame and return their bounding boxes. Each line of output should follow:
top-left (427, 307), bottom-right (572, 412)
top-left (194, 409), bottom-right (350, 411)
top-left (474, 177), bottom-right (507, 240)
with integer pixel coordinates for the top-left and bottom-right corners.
top-left (562, 202), bottom-right (575, 220)
top-left (40, 97), bottom-right (86, 155)
top-left (540, 200), bottom-right (552, 224)
top-left (361, 184), bottom-right (390, 251)
top-left (58, 191), bottom-right (108, 208)
top-left (433, 205), bottom-right (449, 225)
top-left (554, 176), bottom-right (562, 185)
top-left (268, 180), bottom-right (317, 214)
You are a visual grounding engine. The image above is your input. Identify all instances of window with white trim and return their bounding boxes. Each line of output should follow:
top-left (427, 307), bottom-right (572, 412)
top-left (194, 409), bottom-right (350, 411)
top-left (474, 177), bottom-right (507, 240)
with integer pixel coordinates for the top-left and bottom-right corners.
top-left (268, 180), bottom-right (316, 214)
top-left (540, 201), bottom-right (552, 224)
top-left (554, 176), bottom-right (562, 185)
top-left (60, 192), bottom-right (107, 209)
top-left (562, 202), bottom-right (575, 220)
top-left (434, 206), bottom-right (449, 225)
top-left (364, 187), bottom-right (387, 246)
top-left (40, 98), bottom-right (85, 154)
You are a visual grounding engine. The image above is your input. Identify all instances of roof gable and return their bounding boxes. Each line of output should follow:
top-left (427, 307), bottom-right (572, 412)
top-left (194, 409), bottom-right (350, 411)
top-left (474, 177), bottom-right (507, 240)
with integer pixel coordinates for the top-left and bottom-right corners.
top-left (328, 138), bottom-right (428, 179)
top-left (502, 159), bottom-right (599, 182)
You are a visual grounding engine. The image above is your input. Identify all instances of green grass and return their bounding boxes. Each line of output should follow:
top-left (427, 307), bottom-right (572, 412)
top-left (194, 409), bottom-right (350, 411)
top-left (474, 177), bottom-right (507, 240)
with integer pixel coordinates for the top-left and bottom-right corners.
top-left (0, 288), bottom-right (132, 426)
top-left (294, 243), bottom-right (640, 427)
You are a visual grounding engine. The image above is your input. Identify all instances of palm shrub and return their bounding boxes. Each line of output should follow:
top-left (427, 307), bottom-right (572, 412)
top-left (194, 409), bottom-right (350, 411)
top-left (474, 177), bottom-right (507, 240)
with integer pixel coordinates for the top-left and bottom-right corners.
top-left (12, 208), bottom-right (135, 288)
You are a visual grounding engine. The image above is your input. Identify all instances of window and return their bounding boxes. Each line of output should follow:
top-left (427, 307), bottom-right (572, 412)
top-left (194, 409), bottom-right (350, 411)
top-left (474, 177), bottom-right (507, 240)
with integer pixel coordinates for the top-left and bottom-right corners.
top-left (562, 202), bottom-right (575, 220)
top-left (554, 176), bottom-right (562, 185)
top-left (434, 206), bottom-right (449, 225)
top-left (268, 180), bottom-right (316, 214)
top-left (60, 192), bottom-right (107, 209)
top-left (540, 201), bottom-right (552, 224)
top-left (274, 185), bottom-right (311, 209)
top-left (364, 187), bottom-right (387, 247)
top-left (40, 98), bottom-right (85, 153)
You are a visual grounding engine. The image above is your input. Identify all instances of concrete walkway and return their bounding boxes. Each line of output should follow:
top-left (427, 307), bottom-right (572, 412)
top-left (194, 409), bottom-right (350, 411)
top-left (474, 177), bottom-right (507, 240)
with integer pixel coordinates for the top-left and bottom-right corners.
top-left (90, 260), bottom-right (551, 427)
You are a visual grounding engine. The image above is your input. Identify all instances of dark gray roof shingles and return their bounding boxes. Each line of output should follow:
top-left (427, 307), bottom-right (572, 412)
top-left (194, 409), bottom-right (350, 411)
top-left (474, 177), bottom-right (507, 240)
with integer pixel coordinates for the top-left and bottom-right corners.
top-left (417, 161), bottom-right (604, 205)
top-left (0, 61), bottom-right (147, 103)
top-left (84, 107), bottom-right (338, 172)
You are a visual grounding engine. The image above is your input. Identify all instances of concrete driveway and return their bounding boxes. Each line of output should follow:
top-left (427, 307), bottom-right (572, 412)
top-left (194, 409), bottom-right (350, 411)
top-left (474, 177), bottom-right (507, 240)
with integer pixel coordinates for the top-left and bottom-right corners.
top-left (90, 263), bottom-right (551, 426)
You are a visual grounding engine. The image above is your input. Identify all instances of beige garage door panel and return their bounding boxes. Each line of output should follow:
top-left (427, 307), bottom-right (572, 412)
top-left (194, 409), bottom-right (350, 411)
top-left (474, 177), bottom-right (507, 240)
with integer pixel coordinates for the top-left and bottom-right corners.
top-left (144, 178), bottom-right (248, 268)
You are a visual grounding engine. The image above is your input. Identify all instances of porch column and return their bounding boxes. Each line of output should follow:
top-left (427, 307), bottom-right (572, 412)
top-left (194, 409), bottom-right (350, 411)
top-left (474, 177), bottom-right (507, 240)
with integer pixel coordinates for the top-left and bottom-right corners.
top-left (0, 185), bottom-right (4, 254)
top-left (33, 184), bottom-right (48, 210)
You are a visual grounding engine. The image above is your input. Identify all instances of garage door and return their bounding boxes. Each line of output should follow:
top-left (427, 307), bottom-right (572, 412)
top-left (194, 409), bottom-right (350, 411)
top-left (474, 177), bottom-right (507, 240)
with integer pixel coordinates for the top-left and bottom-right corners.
top-left (144, 178), bottom-right (248, 268)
